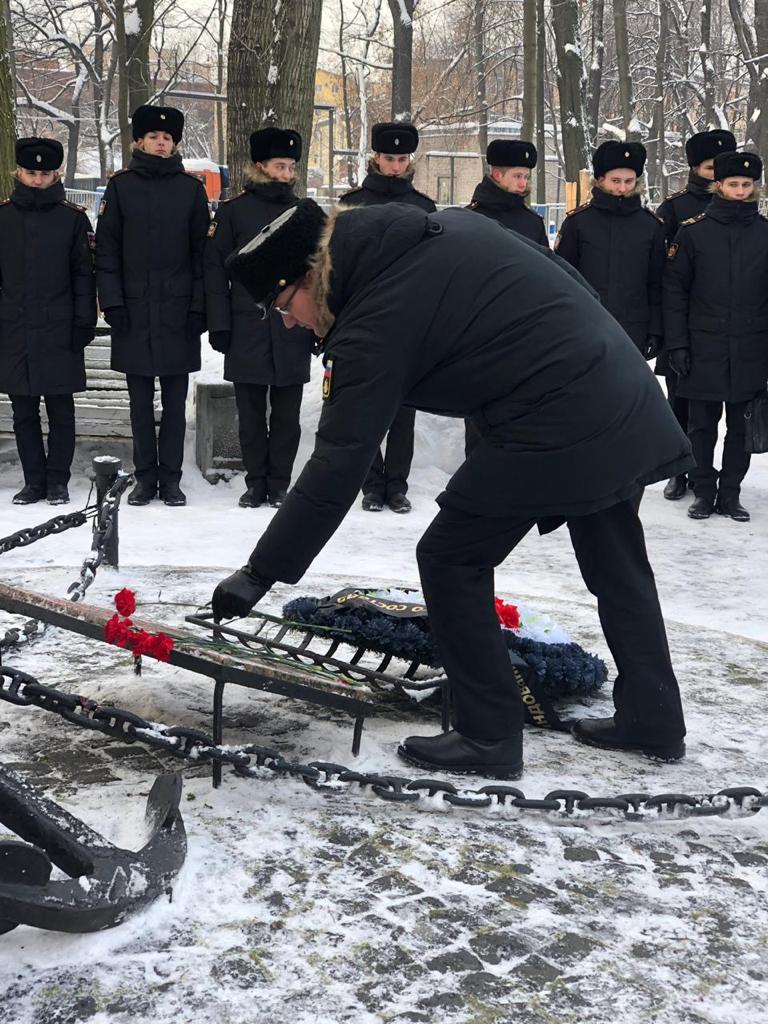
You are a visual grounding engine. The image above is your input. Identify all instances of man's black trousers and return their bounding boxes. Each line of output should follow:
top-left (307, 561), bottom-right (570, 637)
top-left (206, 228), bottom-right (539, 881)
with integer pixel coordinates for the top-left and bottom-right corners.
top-left (10, 394), bottom-right (75, 490)
top-left (665, 373), bottom-right (688, 434)
top-left (234, 382), bottom-right (303, 500)
top-left (416, 496), bottom-right (686, 745)
top-left (126, 374), bottom-right (188, 489)
top-left (364, 406), bottom-right (415, 500)
top-left (687, 399), bottom-right (750, 502)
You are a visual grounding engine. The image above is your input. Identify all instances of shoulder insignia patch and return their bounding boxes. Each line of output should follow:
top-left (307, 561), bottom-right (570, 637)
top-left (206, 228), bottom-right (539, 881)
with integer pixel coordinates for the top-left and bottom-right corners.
top-left (0, 199), bottom-right (10, 207)
top-left (322, 358), bottom-right (334, 401)
top-left (565, 201), bottom-right (592, 218)
top-left (62, 199), bottom-right (86, 212)
top-left (207, 220), bottom-right (218, 238)
top-left (667, 242), bottom-right (679, 260)
top-left (221, 190), bottom-right (246, 204)
top-left (666, 187), bottom-right (688, 201)
top-left (680, 213), bottom-right (706, 226)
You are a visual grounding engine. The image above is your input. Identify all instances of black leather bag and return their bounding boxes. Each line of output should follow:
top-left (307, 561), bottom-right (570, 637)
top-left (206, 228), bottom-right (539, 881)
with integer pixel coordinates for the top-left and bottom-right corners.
top-left (745, 389), bottom-right (768, 453)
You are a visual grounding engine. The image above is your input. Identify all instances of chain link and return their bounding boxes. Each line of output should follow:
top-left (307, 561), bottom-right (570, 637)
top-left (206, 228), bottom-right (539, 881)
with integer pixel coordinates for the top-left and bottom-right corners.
top-left (1, 666), bottom-right (765, 824)
top-left (67, 472), bottom-right (133, 603)
top-left (0, 510), bottom-right (90, 556)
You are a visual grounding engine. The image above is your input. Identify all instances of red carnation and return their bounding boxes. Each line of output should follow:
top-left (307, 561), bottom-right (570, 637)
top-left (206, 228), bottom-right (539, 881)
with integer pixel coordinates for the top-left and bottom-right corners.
top-left (114, 588), bottom-right (137, 617)
top-left (495, 597), bottom-right (521, 631)
top-left (146, 632), bottom-right (174, 662)
top-left (127, 628), bottom-right (153, 658)
top-left (104, 613), bottom-right (131, 648)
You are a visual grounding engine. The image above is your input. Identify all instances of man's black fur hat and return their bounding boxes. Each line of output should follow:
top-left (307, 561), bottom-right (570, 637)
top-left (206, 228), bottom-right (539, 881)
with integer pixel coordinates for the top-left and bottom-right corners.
top-left (16, 138), bottom-right (63, 171)
top-left (592, 141), bottom-right (646, 178)
top-left (371, 122), bottom-right (419, 154)
top-left (685, 129), bottom-right (737, 167)
top-left (250, 127), bottom-right (302, 164)
top-left (131, 105), bottom-right (184, 143)
top-left (486, 139), bottom-right (537, 169)
top-left (225, 199), bottom-right (327, 314)
top-left (714, 150), bottom-right (762, 182)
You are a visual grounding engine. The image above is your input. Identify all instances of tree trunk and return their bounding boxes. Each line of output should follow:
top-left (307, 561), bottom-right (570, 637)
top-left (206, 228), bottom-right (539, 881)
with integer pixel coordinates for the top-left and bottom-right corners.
top-left (535, 0), bottom-right (546, 202)
top-left (126, 0), bottom-right (155, 114)
top-left (113, 0), bottom-right (132, 168)
top-left (699, 0), bottom-right (717, 128)
top-left (0, 0), bottom-right (15, 201)
top-left (388, 0), bottom-right (414, 121)
top-left (647, 0), bottom-right (668, 200)
top-left (612, 0), bottom-right (638, 140)
top-left (586, 0), bottom-right (605, 143)
top-left (551, 0), bottom-right (590, 199)
top-left (215, 0), bottom-right (227, 166)
top-left (227, 0), bottom-right (322, 194)
top-left (521, 0), bottom-right (536, 145)
top-left (473, 1), bottom-right (488, 160)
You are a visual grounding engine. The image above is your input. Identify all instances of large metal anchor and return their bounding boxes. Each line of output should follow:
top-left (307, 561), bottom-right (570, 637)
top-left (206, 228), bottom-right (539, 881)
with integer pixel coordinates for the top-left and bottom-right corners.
top-left (0, 766), bottom-right (186, 933)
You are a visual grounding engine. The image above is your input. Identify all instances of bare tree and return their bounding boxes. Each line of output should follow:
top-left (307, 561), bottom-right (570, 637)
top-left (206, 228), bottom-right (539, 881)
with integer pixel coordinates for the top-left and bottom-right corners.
top-left (551, 0), bottom-right (590, 202)
top-left (0, 0), bottom-right (14, 199)
top-left (613, 0), bottom-right (638, 140)
top-left (388, 0), bottom-right (415, 120)
top-left (521, 0), bottom-right (536, 144)
top-left (586, 0), bottom-right (604, 143)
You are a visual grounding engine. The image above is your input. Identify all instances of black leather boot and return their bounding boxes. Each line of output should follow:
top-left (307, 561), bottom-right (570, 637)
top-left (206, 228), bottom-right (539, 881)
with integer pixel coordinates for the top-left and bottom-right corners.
top-left (362, 494), bottom-right (384, 512)
top-left (46, 484), bottom-right (70, 505)
top-left (159, 482), bottom-right (187, 507)
top-left (688, 496), bottom-right (714, 520)
top-left (239, 488), bottom-right (265, 508)
top-left (398, 730), bottom-right (523, 779)
top-left (12, 484), bottom-right (45, 505)
top-left (388, 493), bottom-right (412, 514)
top-left (716, 495), bottom-right (750, 522)
top-left (127, 481), bottom-right (157, 506)
top-left (663, 476), bottom-right (687, 500)
top-left (572, 717), bottom-right (685, 762)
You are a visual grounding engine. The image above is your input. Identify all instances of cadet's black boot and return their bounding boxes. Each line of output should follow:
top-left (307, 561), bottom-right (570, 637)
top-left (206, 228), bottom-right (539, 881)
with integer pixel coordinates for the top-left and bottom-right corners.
top-left (398, 730), bottom-right (523, 779)
top-left (127, 481), bottom-right (156, 506)
top-left (159, 482), bottom-right (187, 506)
top-left (388, 493), bottom-right (412, 514)
top-left (716, 494), bottom-right (750, 522)
top-left (239, 488), bottom-right (265, 508)
top-left (268, 490), bottom-right (287, 508)
top-left (12, 484), bottom-right (45, 505)
top-left (663, 475), bottom-right (687, 500)
top-left (688, 496), bottom-right (714, 520)
top-left (46, 484), bottom-right (70, 505)
top-left (572, 717), bottom-right (685, 762)
top-left (362, 494), bottom-right (384, 512)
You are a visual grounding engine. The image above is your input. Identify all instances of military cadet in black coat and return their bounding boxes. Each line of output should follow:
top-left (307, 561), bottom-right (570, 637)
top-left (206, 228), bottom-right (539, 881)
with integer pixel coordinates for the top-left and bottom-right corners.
top-left (0, 138), bottom-right (96, 505)
top-left (96, 105), bottom-right (210, 506)
top-left (555, 141), bottom-right (666, 362)
top-left (663, 150), bottom-right (768, 523)
top-left (338, 122), bottom-right (436, 514)
top-left (205, 127), bottom-right (313, 508)
top-left (656, 128), bottom-right (737, 500)
top-left (211, 200), bottom-right (692, 778)
top-left (468, 139), bottom-right (548, 245)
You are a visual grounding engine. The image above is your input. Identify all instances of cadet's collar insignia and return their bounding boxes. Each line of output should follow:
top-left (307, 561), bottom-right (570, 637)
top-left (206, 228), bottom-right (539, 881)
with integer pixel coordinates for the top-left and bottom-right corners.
top-left (667, 242), bottom-right (679, 259)
top-left (98, 198), bottom-right (107, 217)
top-left (207, 220), bottom-right (218, 238)
top-left (322, 357), bottom-right (334, 401)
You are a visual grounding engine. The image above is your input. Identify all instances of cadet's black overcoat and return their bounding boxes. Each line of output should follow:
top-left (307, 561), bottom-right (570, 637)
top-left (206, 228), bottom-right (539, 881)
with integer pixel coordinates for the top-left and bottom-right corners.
top-left (95, 150), bottom-right (210, 376)
top-left (663, 195), bottom-right (768, 403)
top-left (339, 170), bottom-right (436, 212)
top-left (554, 186), bottom-right (666, 352)
top-left (246, 205), bottom-right (693, 584)
top-left (205, 179), bottom-right (312, 386)
top-left (468, 176), bottom-right (548, 246)
top-left (0, 181), bottom-right (96, 396)
top-left (656, 172), bottom-right (713, 245)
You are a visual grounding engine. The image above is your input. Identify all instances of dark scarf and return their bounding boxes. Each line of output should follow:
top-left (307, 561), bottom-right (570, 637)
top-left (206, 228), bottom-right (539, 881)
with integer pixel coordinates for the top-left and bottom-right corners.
top-left (686, 170), bottom-right (714, 200)
top-left (128, 149), bottom-right (184, 177)
top-left (590, 185), bottom-right (643, 216)
top-left (470, 175), bottom-right (530, 211)
top-left (11, 179), bottom-right (66, 210)
top-left (704, 192), bottom-right (760, 225)
top-left (244, 178), bottom-right (297, 205)
top-left (360, 170), bottom-right (416, 197)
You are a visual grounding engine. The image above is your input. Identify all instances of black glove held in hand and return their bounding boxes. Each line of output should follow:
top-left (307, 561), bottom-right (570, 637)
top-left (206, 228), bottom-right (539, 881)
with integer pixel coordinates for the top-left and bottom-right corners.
top-left (72, 327), bottom-right (95, 352)
top-left (644, 335), bottom-right (662, 361)
top-left (209, 330), bottom-right (231, 354)
top-left (211, 565), bottom-right (272, 621)
top-left (668, 348), bottom-right (691, 377)
top-left (103, 307), bottom-right (129, 335)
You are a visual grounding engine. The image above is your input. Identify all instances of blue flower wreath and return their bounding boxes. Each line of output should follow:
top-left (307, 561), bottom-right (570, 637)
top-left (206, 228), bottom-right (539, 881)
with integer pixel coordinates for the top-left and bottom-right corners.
top-left (282, 595), bottom-right (606, 700)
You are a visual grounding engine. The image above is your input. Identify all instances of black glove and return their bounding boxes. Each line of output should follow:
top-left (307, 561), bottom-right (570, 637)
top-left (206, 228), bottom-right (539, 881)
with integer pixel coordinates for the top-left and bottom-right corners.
top-left (71, 326), bottom-right (94, 352)
top-left (211, 565), bottom-right (272, 621)
top-left (644, 335), bottom-right (662, 361)
top-left (103, 307), bottom-right (129, 335)
top-left (187, 313), bottom-right (207, 342)
top-left (209, 330), bottom-right (231, 354)
top-left (667, 348), bottom-right (691, 377)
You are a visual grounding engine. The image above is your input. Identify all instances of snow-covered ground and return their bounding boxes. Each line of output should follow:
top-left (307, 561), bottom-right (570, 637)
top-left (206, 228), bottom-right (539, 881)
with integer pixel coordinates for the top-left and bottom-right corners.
top-left (1, 351), bottom-right (767, 1024)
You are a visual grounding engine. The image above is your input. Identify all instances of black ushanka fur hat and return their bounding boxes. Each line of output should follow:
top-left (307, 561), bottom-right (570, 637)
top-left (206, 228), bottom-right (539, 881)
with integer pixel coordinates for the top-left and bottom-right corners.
top-left (250, 127), bottom-right (302, 164)
top-left (225, 198), bottom-right (327, 312)
top-left (486, 139), bottom-right (537, 169)
top-left (685, 129), bottom-right (737, 167)
top-left (371, 122), bottom-right (419, 154)
top-left (131, 105), bottom-right (184, 143)
top-left (714, 150), bottom-right (763, 182)
top-left (15, 138), bottom-right (63, 171)
top-left (592, 140), bottom-right (646, 177)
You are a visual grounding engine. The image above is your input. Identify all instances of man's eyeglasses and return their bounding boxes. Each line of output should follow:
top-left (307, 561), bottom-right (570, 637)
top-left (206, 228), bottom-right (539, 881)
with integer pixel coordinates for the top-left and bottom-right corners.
top-left (274, 281), bottom-right (301, 317)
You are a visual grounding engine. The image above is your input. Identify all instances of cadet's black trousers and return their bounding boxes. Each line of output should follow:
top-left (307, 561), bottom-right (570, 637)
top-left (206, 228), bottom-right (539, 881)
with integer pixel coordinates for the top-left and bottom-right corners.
top-left (687, 399), bottom-right (750, 502)
top-left (10, 394), bottom-right (75, 490)
top-left (665, 373), bottom-right (689, 435)
top-left (126, 374), bottom-right (188, 489)
top-left (416, 495), bottom-right (686, 745)
top-left (234, 382), bottom-right (303, 500)
top-left (364, 406), bottom-right (415, 500)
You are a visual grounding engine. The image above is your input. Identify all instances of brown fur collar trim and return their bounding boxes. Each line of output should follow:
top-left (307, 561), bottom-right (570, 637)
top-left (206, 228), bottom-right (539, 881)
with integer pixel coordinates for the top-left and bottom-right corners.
top-left (591, 175), bottom-right (646, 199)
top-left (307, 205), bottom-right (355, 338)
top-left (367, 157), bottom-right (416, 182)
top-left (244, 162), bottom-right (297, 188)
top-left (707, 181), bottom-right (762, 202)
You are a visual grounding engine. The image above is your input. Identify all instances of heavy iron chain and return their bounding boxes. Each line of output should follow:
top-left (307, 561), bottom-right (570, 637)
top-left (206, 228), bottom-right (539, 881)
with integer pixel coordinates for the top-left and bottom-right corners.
top-left (2, 666), bottom-right (765, 824)
top-left (0, 472), bottom-right (134, 656)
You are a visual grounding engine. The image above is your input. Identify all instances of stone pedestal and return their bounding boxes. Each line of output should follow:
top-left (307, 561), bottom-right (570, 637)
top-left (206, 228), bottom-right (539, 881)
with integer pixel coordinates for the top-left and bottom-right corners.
top-left (195, 381), bottom-right (243, 482)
